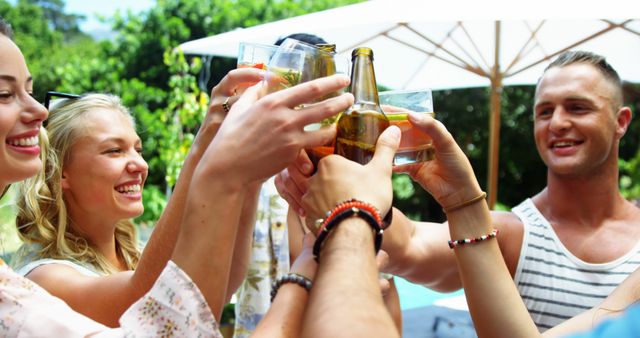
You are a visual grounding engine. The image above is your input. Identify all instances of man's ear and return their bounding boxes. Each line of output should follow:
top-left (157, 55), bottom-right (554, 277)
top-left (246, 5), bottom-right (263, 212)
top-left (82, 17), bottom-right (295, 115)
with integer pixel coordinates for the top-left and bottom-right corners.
top-left (615, 106), bottom-right (632, 140)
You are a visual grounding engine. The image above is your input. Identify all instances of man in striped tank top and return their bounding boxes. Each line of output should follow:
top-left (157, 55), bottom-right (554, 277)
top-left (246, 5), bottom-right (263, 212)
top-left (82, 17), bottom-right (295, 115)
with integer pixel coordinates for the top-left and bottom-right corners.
top-left (378, 50), bottom-right (640, 332)
top-left (275, 50), bottom-right (640, 333)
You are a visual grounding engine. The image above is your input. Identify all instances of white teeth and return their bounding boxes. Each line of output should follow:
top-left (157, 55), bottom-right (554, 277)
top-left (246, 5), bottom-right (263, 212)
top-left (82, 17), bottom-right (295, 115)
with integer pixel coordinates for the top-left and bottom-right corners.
top-left (116, 184), bottom-right (141, 194)
top-left (554, 141), bottom-right (575, 148)
top-left (8, 135), bottom-right (39, 147)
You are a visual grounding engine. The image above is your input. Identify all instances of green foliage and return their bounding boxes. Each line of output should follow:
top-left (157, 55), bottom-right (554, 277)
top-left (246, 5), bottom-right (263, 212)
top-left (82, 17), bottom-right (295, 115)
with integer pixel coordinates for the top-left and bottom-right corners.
top-left (138, 185), bottom-right (168, 225)
top-left (3, 0), bottom-right (637, 229)
top-left (620, 151), bottom-right (640, 200)
top-left (159, 49), bottom-right (207, 188)
top-left (619, 83), bottom-right (640, 201)
top-left (0, 187), bottom-right (22, 258)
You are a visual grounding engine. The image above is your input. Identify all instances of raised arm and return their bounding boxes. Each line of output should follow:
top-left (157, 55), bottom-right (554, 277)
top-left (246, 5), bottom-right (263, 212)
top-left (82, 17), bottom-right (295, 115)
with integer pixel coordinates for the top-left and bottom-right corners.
top-left (25, 69), bottom-right (265, 326)
top-left (171, 74), bottom-right (353, 319)
top-left (132, 68), bottom-right (266, 306)
top-left (403, 113), bottom-right (539, 338)
top-left (300, 126), bottom-right (401, 337)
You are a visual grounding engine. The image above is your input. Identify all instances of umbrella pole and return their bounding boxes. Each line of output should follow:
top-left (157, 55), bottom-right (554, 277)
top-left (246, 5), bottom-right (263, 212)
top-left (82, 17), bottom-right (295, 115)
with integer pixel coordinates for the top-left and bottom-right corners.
top-left (488, 76), bottom-right (503, 210)
top-left (487, 21), bottom-right (502, 210)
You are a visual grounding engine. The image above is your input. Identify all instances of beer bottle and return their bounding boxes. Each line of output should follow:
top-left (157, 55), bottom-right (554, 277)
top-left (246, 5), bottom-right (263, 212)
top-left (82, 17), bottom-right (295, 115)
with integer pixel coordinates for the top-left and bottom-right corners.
top-left (334, 47), bottom-right (389, 165)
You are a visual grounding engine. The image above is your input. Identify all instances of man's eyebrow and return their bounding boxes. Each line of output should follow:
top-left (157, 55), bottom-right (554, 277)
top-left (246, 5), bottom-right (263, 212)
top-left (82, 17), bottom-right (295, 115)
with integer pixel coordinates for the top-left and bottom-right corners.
top-left (0, 74), bottom-right (17, 82)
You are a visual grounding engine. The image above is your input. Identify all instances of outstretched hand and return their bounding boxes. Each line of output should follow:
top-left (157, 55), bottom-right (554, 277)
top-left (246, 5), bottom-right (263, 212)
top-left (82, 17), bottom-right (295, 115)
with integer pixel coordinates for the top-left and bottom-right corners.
top-left (301, 125), bottom-right (401, 234)
top-left (394, 113), bottom-right (482, 208)
top-left (203, 74), bottom-right (353, 185)
top-left (204, 67), bottom-right (265, 129)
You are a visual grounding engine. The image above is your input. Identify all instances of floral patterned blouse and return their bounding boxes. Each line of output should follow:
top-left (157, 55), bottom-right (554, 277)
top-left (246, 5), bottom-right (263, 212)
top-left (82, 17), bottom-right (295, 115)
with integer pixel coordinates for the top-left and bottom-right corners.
top-left (233, 177), bottom-right (291, 338)
top-left (0, 259), bottom-right (222, 337)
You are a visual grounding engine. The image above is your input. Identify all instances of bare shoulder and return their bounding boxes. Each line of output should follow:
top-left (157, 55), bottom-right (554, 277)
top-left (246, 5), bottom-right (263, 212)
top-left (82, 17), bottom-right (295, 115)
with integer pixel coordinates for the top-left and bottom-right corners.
top-left (490, 210), bottom-right (525, 277)
top-left (26, 263), bottom-right (88, 286)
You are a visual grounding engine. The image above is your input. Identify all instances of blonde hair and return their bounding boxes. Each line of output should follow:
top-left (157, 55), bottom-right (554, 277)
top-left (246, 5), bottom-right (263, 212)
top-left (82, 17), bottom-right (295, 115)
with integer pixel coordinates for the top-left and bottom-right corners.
top-left (14, 94), bottom-right (140, 274)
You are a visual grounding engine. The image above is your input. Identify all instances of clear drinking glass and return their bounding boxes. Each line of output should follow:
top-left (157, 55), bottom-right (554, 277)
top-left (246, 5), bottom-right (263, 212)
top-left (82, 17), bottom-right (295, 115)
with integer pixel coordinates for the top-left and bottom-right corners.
top-left (237, 42), bottom-right (277, 70)
top-left (236, 42), bottom-right (278, 94)
top-left (262, 48), bottom-right (305, 95)
top-left (379, 89), bottom-right (436, 165)
top-left (274, 39), bottom-right (350, 169)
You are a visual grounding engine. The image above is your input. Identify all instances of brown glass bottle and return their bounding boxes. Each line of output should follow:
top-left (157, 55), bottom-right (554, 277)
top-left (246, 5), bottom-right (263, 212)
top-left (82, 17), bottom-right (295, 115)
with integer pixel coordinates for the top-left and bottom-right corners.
top-left (334, 47), bottom-right (389, 165)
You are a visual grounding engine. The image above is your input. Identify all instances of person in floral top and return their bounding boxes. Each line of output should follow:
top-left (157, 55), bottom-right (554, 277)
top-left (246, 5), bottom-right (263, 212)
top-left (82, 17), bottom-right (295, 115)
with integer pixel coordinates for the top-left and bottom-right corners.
top-left (0, 16), bottom-right (352, 337)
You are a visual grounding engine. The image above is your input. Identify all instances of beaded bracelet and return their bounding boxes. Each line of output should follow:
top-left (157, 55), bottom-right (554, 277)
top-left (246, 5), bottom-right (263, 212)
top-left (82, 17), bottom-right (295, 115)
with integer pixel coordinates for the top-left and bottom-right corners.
top-left (315, 199), bottom-right (383, 237)
top-left (448, 229), bottom-right (499, 249)
top-left (270, 273), bottom-right (313, 302)
top-left (313, 201), bottom-right (384, 261)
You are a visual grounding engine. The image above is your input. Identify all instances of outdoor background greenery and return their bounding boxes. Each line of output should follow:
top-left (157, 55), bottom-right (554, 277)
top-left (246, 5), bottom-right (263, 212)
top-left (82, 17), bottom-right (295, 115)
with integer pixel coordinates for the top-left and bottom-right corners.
top-left (1, 0), bottom-right (639, 250)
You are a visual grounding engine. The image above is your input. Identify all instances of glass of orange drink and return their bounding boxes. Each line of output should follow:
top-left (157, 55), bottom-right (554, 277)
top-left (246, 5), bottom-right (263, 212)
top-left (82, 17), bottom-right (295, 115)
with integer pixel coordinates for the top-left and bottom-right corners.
top-left (379, 89), bottom-right (435, 165)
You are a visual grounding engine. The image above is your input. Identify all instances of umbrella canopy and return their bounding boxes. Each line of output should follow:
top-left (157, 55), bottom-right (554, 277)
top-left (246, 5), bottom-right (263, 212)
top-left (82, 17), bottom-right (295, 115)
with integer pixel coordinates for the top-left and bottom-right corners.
top-left (178, 0), bottom-right (640, 207)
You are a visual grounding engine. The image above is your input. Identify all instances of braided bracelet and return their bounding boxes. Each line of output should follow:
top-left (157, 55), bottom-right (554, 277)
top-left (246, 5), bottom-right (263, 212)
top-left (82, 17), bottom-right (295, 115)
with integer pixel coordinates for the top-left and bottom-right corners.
top-left (270, 273), bottom-right (312, 302)
top-left (313, 201), bottom-right (383, 261)
top-left (448, 229), bottom-right (499, 249)
top-left (442, 191), bottom-right (487, 214)
top-left (316, 199), bottom-right (383, 237)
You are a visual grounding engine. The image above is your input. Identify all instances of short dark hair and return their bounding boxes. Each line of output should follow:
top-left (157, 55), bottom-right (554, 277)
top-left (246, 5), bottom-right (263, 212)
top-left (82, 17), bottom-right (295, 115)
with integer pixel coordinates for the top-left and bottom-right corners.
top-left (275, 33), bottom-right (327, 46)
top-left (0, 16), bottom-right (13, 39)
top-left (543, 51), bottom-right (623, 108)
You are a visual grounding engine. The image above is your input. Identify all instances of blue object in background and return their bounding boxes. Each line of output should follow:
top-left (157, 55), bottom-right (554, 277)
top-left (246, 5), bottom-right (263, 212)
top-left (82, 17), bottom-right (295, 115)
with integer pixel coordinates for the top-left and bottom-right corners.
top-left (395, 277), bottom-right (477, 338)
top-left (395, 276), bottom-right (464, 310)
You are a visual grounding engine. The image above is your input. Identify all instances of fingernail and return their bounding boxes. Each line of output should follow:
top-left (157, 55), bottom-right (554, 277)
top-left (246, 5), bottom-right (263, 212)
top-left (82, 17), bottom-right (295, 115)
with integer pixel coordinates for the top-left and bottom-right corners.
top-left (298, 208), bottom-right (306, 217)
top-left (387, 125), bottom-right (401, 140)
top-left (408, 112), bottom-right (425, 122)
top-left (301, 163), bottom-right (313, 174)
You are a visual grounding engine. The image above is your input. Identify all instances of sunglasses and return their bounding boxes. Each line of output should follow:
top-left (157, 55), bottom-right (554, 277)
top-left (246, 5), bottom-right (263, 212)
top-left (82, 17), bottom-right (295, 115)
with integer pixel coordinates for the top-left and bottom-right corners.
top-left (43, 91), bottom-right (81, 110)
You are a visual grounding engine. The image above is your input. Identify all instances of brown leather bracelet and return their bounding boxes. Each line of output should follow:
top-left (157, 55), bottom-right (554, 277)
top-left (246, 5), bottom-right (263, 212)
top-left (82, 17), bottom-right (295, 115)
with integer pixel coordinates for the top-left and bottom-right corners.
top-left (442, 191), bottom-right (487, 213)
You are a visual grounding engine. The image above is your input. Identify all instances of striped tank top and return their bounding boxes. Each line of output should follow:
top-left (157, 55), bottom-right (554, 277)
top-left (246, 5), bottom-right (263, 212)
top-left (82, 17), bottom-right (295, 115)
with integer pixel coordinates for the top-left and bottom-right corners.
top-left (512, 198), bottom-right (640, 331)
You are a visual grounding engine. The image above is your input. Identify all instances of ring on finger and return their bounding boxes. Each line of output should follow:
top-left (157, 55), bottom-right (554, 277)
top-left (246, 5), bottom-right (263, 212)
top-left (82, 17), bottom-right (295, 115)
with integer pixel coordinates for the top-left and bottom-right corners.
top-left (222, 96), bottom-right (231, 113)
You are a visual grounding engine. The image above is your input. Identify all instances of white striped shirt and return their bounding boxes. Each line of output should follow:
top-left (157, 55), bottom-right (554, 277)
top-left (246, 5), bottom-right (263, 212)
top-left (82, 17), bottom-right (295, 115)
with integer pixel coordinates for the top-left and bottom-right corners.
top-left (513, 198), bottom-right (640, 331)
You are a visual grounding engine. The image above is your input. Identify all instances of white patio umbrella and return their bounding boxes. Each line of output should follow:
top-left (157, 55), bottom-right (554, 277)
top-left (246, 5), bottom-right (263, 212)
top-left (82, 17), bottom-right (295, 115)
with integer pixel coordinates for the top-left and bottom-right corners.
top-left (178, 0), bottom-right (640, 208)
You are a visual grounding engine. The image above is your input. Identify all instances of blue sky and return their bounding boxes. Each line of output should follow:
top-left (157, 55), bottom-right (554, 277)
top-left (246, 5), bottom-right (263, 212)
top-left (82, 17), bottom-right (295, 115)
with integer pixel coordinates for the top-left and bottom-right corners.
top-left (8, 0), bottom-right (155, 35)
top-left (65, 0), bottom-right (154, 33)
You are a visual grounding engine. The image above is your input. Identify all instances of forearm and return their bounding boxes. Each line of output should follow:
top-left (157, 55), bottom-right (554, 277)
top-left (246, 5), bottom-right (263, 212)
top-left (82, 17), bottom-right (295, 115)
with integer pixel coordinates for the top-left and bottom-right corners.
top-left (302, 219), bottom-right (398, 338)
top-left (131, 123), bottom-right (220, 296)
top-left (448, 202), bottom-right (539, 338)
top-left (171, 169), bottom-right (244, 321)
top-left (287, 207), bottom-right (306, 261)
top-left (383, 209), bottom-right (461, 291)
top-left (384, 278), bottom-right (403, 334)
top-left (252, 283), bottom-right (309, 338)
top-left (226, 182), bottom-right (262, 301)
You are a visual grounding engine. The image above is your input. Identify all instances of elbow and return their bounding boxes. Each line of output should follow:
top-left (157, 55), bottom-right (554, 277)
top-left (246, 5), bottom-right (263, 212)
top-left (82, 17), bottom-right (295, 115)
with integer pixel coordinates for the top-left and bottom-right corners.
top-left (396, 267), bottom-right (462, 293)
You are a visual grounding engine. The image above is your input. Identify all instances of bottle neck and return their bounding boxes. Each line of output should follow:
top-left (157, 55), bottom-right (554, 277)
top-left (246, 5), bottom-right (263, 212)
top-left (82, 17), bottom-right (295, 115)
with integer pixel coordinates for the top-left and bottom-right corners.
top-left (350, 54), bottom-right (382, 112)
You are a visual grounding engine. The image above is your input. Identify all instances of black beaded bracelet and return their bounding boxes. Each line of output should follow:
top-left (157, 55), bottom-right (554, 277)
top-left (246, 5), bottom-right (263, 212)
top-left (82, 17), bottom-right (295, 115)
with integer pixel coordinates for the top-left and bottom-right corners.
top-left (270, 273), bottom-right (313, 302)
top-left (313, 207), bottom-right (383, 262)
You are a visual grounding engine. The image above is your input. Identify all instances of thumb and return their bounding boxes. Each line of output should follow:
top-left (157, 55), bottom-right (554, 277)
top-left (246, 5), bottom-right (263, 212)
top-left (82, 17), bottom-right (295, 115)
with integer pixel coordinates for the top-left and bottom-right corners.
top-left (301, 233), bottom-right (315, 250)
top-left (369, 125), bottom-right (400, 168)
top-left (408, 112), bottom-right (457, 153)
